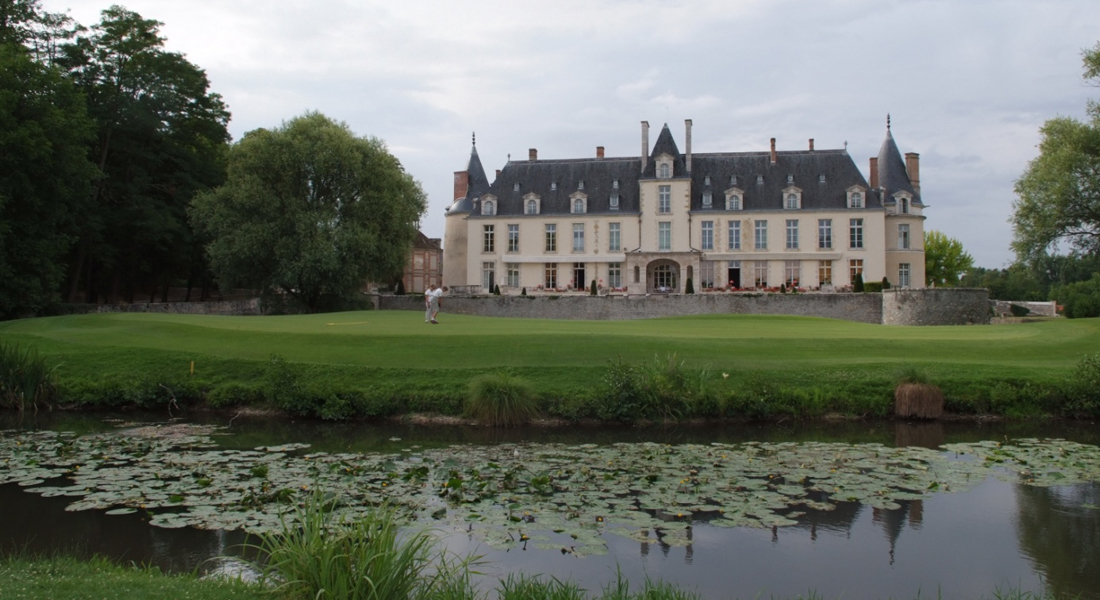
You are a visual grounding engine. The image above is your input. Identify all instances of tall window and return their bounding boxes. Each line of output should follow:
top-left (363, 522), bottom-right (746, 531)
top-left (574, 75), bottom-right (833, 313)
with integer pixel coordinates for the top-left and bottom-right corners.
top-left (728, 221), bottom-right (741, 250)
top-left (849, 218), bottom-right (864, 249)
top-left (544, 263), bottom-right (557, 289)
top-left (899, 263), bottom-right (911, 287)
top-left (850, 191), bottom-right (863, 208)
top-left (482, 262), bottom-right (495, 290)
top-left (526, 199), bottom-right (538, 215)
top-left (753, 261), bottom-right (768, 288)
top-left (849, 259), bottom-right (863, 285)
top-left (506, 263), bottom-right (520, 287)
top-left (784, 261), bottom-right (801, 287)
top-left (785, 219), bottom-right (798, 250)
top-left (754, 220), bottom-right (768, 250)
top-left (658, 222), bottom-right (671, 251)
top-left (653, 264), bottom-right (676, 290)
top-left (901, 198), bottom-right (910, 214)
top-left (572, 263), bottom-right (586, 289)
top-left (818, 260), bottom-right (833, 285)
top-left (572, 198), bottom-right (585, 214)
top-left (898, 224), bottom-right (910, 250)
top-left (609, 222), bottom-right (621, 251)
top-left (507, 224), bottom-right (519, 252)
top-left (785, 193), bottom-right (799, 209)
top-left (702, 191), bottom-right (712, 207)
top-left (701, 221), bottom-right (714, 251)
top-left (608, 263), bottom-right (622, 288)
top-left (700, 261), bottom-right (715, 288)
top-left (482, 200), bottom-right (495, 215)
top-left (818, 219), bottom-right (832, 249)
top-left (573, 223), bottom-right (584, 252)
top-left (658, 185), bottom-right (671, 213)
top-left (483, 225), bottom-right (494, 252)
top-left (544, 224), bottom-right (556, 252)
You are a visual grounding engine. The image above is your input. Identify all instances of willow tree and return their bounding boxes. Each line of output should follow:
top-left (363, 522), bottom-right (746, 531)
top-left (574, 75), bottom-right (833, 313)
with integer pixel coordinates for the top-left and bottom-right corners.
top-left (190, 112), bottom-right (426, 312)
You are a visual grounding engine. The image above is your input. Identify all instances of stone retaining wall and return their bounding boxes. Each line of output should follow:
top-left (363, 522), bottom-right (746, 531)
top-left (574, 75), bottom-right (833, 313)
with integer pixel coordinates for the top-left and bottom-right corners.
top-left (882, 288), bottom-right (990, 325)
top-left (50, 298), bottom-right (263, 316)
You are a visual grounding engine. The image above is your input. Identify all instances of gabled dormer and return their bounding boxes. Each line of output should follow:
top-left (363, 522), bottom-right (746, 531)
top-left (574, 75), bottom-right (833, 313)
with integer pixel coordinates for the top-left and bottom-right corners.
top-left (641, 123), bottom-right (686, 179)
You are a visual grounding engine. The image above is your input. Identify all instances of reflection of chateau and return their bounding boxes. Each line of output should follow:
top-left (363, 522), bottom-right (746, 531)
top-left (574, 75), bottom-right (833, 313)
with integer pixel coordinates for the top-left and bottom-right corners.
top-left (445, 119), bottom-right (926, 294)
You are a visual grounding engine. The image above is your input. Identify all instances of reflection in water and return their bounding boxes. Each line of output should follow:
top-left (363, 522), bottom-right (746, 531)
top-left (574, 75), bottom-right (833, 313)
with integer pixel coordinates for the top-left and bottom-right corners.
top-left (872, 500), bottom-right (923, 565)
top-left (894, 421), bottom-right (946, 449)
top-left (1015, 482), bottom-right (1100, 598)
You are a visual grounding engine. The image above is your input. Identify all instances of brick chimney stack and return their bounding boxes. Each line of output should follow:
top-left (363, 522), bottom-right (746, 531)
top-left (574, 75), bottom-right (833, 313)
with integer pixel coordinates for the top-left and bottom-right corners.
top-left (495, 169), bottom-right (501, 179)
top-left (869, 157), bottom-right (879, 189)
top-left (528, 148), bottom-right (537, 161)
top-left (641, 121), bottom-right (650, 172)
top-left (905, 152), bottom-right (921, 195)
top-left (596, 146), bottom-right (605, 159)
top-left (685, 119), bottom-right (693, 173)
top-left (453, 171), bottom-right (469, 200)
top-left (770, 138), bottom-right (777, 165)
top-left (809, 139), bottom-right (814, 151)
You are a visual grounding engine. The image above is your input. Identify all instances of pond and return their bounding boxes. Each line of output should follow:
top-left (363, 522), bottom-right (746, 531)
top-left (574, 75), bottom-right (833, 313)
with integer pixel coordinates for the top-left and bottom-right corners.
top-left (2, 412), bottom-right (1099, 600)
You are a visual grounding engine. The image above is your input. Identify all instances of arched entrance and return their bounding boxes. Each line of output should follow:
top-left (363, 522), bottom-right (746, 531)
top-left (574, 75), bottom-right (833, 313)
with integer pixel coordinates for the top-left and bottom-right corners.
top-left (647, 259), bottom-right (680, 293)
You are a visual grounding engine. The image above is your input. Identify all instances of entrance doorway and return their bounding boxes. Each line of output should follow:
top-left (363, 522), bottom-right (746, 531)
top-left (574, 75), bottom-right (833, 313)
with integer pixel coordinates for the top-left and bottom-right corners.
top-left (647, 259), bottom-right (680, 293)
top-left (727, 266), bottom-right (741, 289)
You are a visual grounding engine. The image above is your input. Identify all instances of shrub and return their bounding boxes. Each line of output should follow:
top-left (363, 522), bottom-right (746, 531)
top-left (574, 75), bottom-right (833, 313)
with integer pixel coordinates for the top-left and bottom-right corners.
top-left (1051, 273), bottom-right (1100, 318)
top-left (853, 273), bottom-right (864, 292)
top-left (779, 283), bottom-right (786, 294)
top-left (493, 284), bottom-right (501, 295)
top-left (207, 383), bottom-right (264, 408)
top-left (864, 281), bottom-right (884, 293)
top-left (882, 277), bottom-right (891, 290)
top-left (590, 279), bottom-right (598, 295)
top-left (465, 371), bottom-right (539, 426)
top-left (1063, 353), bottom-right (1100, 416)
top-left (0, 342), bottom-right (58, 411)
top-left (521, 287), bottom-right (527, 296)
top-left (395, 279), bottom-right (406, 296)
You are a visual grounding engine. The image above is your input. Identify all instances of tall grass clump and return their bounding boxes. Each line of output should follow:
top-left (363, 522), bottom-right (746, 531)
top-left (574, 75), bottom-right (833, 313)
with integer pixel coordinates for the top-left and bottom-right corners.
top-left (595, 355), bottom-right (707, 422)
top-left (248, 492), bottom-right (476, 600)
top-left (1063, 352), bottom-right (1100, 417)
top-left (465, 371), bottom-right (539, 426)
top-left (497, 573), bottom-right (587, 600)
top-left (0, 342), bottom-right (57, 412)
top-left (894, 366), bottom-right (943, 419)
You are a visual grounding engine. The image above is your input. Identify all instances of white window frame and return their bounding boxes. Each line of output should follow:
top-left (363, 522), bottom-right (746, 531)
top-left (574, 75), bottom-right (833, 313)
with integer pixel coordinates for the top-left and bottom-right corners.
top-left (899, 263), bottom-right (911, 288)
top-left (608, 263), bottom-right (622, 288)
top-left (728, 221), bottom-right (741, 250)
top-left (786, 219), bottom-right (798, 250)
top-left (544, 224), bottom-right (557, 252)
top-left (483, 225), bottom-right (494, 253)
top-left (506, 263), bottom-right (520, 288)
top-left (701, 221), bottom-right (714, 251)
top-left (726, 188), bottom-right (744, 211)
top-left (658, 185), bottom-right (671, 214)
top-left (658, 222), bottom-right (671, 251)
top-left (849, 218), bottom-right (864, 249)
top-left (898, 224), bottom-right (910, 250)
top-left (609, 222), bottom-right (621, 252)
top-left (481, 199), bottom-right (496, 215)
top-left (818, 219), bottom-right (832, 249)
top-left (572, 223), bottom-right (584, 252)
top-left (754, 220), bottom-right (768, 250)
top-left (507, 224), bottom-right (519, 252)
top-left (819, 260), bottom-right (833, 285)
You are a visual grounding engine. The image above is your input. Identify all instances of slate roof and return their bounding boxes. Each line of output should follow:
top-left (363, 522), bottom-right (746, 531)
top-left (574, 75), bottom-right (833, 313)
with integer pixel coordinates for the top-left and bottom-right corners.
top-left (641, 123), bottom-right (687, 179)
top-left (448, 143), bottom-right (490, 214)
top-left (876, 129), bottom-right (919, 203)
top-left (477, 157), bottom-right (644, 215)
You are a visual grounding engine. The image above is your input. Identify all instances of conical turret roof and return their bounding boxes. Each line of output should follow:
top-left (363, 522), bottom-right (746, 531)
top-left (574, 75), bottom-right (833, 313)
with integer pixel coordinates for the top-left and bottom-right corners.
top-left (876, 120), bottom-right (918, 202)
top-left (448, 137), bottom-right (491, 214)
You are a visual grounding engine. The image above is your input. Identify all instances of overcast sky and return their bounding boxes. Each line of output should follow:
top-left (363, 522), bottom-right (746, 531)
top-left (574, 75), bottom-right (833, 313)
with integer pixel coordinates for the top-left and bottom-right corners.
top-left (43, 0), bottom-right (1100, 268)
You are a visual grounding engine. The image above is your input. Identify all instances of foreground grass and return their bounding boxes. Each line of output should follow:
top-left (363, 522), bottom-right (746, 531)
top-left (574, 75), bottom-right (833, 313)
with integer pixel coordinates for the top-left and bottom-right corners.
top-left (0, 312), bottom-right (1098, 419)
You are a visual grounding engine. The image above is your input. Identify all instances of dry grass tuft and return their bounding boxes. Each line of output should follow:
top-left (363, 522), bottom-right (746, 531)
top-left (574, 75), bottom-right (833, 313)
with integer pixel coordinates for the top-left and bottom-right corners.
top-left (895, 382), bottom-right (944, 419)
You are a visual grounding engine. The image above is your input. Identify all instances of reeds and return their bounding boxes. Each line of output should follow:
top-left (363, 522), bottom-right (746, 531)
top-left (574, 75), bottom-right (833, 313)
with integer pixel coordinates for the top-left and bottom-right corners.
top-left (465, 371), bottom-right (539, 427)
top-left (894, 367), bottom-right (944, 419)
top-left (0, 342), bottom-right (57, 412)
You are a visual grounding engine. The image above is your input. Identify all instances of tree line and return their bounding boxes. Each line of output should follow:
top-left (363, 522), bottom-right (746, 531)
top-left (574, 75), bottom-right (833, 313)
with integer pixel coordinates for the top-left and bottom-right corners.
top-left (0, 1), bottom-right (424, 318)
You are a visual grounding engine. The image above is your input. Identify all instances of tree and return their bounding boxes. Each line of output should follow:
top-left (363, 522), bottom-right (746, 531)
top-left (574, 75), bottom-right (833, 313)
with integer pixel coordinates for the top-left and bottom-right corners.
top-left (1051, 273), bottom-right (1100, 318)
top-left (924, 230), bottom-right (974, 287)
top-left (1012, 43), bottom-right (1100, 262)
top-left (191, 112), bottom-right (427, 312)
top-left (852, 273), bottom-right (864, 293)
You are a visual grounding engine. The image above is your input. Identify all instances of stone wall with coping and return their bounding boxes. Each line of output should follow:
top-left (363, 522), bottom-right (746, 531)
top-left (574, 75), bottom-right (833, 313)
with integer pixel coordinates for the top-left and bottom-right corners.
top-left (882, 288), bottom-right (990, 325)
top-left (49, 298), bottom-right (263, 316)
top-left (990, 300), bottom-right (1058, 318)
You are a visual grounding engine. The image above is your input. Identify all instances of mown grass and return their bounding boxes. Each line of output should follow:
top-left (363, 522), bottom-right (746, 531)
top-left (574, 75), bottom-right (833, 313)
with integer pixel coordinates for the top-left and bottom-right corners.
top-left (1, 312), bottom-right (1098, 420)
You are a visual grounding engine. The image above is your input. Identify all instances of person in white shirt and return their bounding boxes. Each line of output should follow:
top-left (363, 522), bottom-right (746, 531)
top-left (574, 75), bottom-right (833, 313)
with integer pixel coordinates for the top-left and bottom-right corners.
top-left (424, 284), bottom-right (435, 323)
top-left (429, 286), bottom-right (445, 324)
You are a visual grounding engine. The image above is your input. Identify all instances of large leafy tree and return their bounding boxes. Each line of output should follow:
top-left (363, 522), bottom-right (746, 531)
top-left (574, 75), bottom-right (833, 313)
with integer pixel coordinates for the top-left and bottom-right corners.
top-left (924, 230), bottom-right (974, 287)
top-left (0, 4), bottom-right (96, 317)
top-left (1012, 43), bottom-right (1100, 262)
top-left (59, 6), bottom-right (229, 303)
top-left (191, 112), bottom-right (427, 312)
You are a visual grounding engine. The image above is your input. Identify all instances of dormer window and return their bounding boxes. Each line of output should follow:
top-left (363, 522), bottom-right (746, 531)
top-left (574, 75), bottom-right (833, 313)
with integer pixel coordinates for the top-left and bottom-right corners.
top-left (526, 199), bottom-right (537, 214)
top-left (785, 194), bottom-right (798, 210)
top-left (513, 183), bottom-right (520, 192)
top-left (726, 193), bottom-right (742, 211)
top-left (524, 193), bottom-right (541, 215)
top-left (702, 191), bottom-right (713, 207)
top-left (901, 197), bottom-right (910, 214)
top-left (704, 175), bottom-right (711, 186)
top-left (551, 182), bottom-right (557, 191)
top-left (756, 175), bottom-right (764, 185)
top-left (848, 190), bottom-right (864, 209)
top-left (482, 199), bottom-right (496, 216)
top-left (819, 174), bottom-right (826, 184)
top-left (578, 180), bottom-right (585, 190)
top-left (612, 180), bottom-right (620, 190)
top-left (730, 175), bottom-right (738, 185)
top-left (787, 174), bottom-right (794, 184)
top-left (610, 193), bottom-right (620, 209)
top-left (573, 198), bottom-right (584, 213)
top-left (659, 163), bottom-right (670, 178)
top-left (570, 193), bottom-right (588, 214)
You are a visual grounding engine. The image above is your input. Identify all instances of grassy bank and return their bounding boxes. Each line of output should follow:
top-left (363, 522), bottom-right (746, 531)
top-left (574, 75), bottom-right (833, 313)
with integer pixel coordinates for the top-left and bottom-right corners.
top-left (1, 312), bottom-right (1098, 420)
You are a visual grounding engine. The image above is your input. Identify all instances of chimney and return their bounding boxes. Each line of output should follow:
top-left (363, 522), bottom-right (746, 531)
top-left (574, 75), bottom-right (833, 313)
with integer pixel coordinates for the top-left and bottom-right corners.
top-left (596, 146), bottom-right (605, 159)
top-left (685, 119), bottom-right (693, 173)
top-left (769, 138), bottom-right (777, 165)
top-left (528, 148), bottom-right (537, 161)
top-left (641, 121), bottom-right (650, 172)
top-left (869, 157), bottom-right (879, 189)
top-left (495, 169), bottom-right (501, 179)
top-left (905, 152), bottom-right (921, 194)
top-left (453, 171), bottom-right (469, 200)
top-left (809, 139), bottom-right (814, 152)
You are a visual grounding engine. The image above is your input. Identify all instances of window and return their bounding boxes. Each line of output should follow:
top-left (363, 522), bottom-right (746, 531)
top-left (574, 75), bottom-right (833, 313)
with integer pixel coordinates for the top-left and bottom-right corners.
top-left (727, 194), bottom-right (741, 211)
top-left (787, 174), bottom-right (794, 184)
top-left (754, 220), bottom-right (767, 250)
top-left (898, 224), bottom-right (910, 250)
top-left (701, 221), bottom-right (714, 251)
top-left (551, 182), bottom-right (557, 191)
top-left (526, 199), bottom-right (538, 215)
top-left (572, 223), bottom-right (584, 252)
top-left (608, 263), bottom-right (622, 288)
top-left (653, 263), bottom-right (676, 290)
top-left (507, 224), bottom-right (519, 252)
top-left (819, 174), bottom-right (826, 183)
top-left (659, 163), bottom-right (670, 178)
top-left (572, 263), bottom-right (586, 289)
top-left (544, 263), bottom-right (557, 289)
top-left (819, 260), bottom-right (833, 285)
top-left (901, 197), bottom-right (910, 214)
top-left (785, 260), bottom-right (801, 287)
top-left (572, 198), bottom-right (585, 214)
top-left (482, 262), bottom-right (495, 290)
top-left (849, 259), bottom-right (863, 284)
top-left (483, 225), bottom-right (494, 252)
top-left (899, 263), bottom-right (911, 287)
top-left (849, 218), bottom-right (864, 249)
top-left (756, 174), bottom-right (764, 185)
top-left (785, 193), bottom-right (799, 210)
top-left (658, 185), bottom-right (671, 213)
top-left (785, 219), bottom-right (798, 250)
top-left (609, 222), bottom-right (621, 252)
top-left (482, 200), bottom-right (495, 215)
top-left (545, 224), bottom-right (556, 252)
top-left (578, 180), bottom-right (585, 190)
top-left (613, 179), bottom-right (620, 190)
top-left (702, 191), bottom-right (712, 207)
top-left (658, 222), bottom-right (671, 251)
top-left (610, 193), bottom-right (620, 209)
top-left (818, 219), bottom-right (832, 249)
top-left (700, 260), bottom-right (715, 288)
top-left (513, 183), bottom-right (520, 191)
top-left (704, 175), bottom-right (711, 186)
top-left (730, 175), bottom-right (738, 185)
top-left (753, 261), bottom-right (768, 288)
top-left (850, 191), bottom-right (863, 208)
top-left (506, 263), bottom-right (519, 288)
top-left (728, 221), bottom-right (741, 250)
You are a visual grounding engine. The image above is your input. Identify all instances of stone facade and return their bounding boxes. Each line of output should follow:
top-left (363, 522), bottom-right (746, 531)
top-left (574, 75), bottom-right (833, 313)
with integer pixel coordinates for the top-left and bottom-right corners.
top-left (882, 289), bottom-right (990, 325)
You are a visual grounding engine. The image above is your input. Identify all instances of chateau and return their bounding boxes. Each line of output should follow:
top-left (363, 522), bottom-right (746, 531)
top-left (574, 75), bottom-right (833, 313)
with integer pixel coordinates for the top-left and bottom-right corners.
top-left (443, 119), bottom-right (926, 294)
